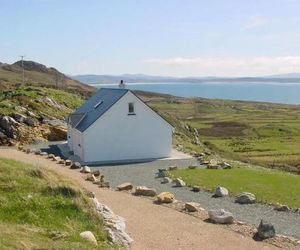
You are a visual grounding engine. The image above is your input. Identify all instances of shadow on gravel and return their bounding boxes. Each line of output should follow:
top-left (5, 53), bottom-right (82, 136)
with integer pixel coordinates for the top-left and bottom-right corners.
top-left (40, 144), bottom-right (66, 159)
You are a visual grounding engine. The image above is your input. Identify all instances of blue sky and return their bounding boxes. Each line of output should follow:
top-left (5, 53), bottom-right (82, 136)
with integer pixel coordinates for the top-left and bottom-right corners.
top-left (1, 0), bottom-right (300, 76)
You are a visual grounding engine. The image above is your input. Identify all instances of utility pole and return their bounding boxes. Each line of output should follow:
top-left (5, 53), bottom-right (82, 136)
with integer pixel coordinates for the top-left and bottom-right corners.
top-left (19, 55), bottom-right (26, 86)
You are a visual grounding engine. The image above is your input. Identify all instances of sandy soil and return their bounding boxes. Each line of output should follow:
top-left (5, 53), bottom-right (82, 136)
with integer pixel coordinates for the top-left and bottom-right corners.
top-left (0, 149), bottom-right (276, 250)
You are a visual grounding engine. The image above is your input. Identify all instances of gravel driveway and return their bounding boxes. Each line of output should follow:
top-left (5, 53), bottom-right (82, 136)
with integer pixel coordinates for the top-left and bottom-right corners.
top-left (94, 160), bottom-right (300, 239)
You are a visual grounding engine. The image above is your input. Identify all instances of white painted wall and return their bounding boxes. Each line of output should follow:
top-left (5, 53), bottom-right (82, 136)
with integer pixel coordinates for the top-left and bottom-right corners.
top-left (67, 124), bottom-right (73, 150)
top-left (72, 128), bottom-right (84, 160)
top-left (81, 91), bottom-right (173, 163)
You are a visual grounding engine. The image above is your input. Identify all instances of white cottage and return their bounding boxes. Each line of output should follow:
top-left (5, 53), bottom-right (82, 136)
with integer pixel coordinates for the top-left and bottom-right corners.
top-left (67, 88), bottom-right (173, 164)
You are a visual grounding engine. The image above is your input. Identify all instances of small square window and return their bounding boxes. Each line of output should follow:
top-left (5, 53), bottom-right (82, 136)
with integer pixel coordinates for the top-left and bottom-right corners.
top-left (128, 102), bottom-right (135, 114)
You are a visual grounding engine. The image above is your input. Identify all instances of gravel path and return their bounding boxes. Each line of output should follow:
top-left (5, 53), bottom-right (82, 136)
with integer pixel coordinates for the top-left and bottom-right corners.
top-left (94, 160), bottom-right (300, 239)
top-left (0, 149), bottom-right (276, 250)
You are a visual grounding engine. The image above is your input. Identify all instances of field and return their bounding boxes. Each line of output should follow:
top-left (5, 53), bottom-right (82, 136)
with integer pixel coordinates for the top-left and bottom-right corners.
top-left (0, 158), bottom-right (113, 249)
top-left (144, 94), bottom-right (300, 173)
top-left (169, 167), bottom-right (300, 208)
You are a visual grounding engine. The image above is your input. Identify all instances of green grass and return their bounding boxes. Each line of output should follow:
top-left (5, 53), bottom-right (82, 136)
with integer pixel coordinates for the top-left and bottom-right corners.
top-left (146, 95), bottom-right (300, 172)
top-left (169, 167), bottom-right (300, 208)
top-left (0, 158), bottom-right (114, 249)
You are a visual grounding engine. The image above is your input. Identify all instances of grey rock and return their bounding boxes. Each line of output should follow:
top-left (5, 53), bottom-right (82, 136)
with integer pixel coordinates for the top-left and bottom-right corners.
top-left (157, 171), bottom-right (167, 178)
top-left (135, 186), bottom-right (157, 197)
top-left (117, 182), bottom-right (133, 191)
top-left (65, 159), bottom-right (72, 166)
top-left (185, 202), bottom-right (201, 212)
top-left (12, 113), bottom-right (27, 123)
top-left (235, 192), bottom-right (256, 204)
top-left (81, 166), bottom-right (91, 173)
top-left (70, 161), bottom-right (81, 169)
top-left (168, 166), bottom-right (178, 171)
top-left (257, 220), bottom-right (275, 239)
top-left (24, 117), bottom-right (35, 127)
top-left (214, 186), bottom-right (229, 197)
top-left (208, 209), bottom-right (234, 224)
top-left (161, 177), bottom-right (172, 184)
top-left (174, 178), bottom-right (186, 187)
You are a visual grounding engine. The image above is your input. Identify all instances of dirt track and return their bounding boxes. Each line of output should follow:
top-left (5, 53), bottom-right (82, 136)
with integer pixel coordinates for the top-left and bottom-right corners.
top-left (0, 149), bottom-right (275, 250)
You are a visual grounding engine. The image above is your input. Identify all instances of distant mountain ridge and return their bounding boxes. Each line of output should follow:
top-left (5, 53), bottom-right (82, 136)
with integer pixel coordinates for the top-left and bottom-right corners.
top-left (72, 73), bottom-right (300, 85)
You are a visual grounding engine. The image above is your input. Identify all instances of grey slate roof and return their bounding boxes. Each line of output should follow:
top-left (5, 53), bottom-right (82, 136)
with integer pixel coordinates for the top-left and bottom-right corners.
top-left (70, 88), bottom-right (129, 132)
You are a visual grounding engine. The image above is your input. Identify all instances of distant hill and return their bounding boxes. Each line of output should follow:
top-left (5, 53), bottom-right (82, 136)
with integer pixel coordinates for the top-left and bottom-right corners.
top-left (0, 60), bottom-right (95, 96)
top-left (264, 73), bottom-right (300, 79)
top-left (72, 73), bottom-right (300, 85)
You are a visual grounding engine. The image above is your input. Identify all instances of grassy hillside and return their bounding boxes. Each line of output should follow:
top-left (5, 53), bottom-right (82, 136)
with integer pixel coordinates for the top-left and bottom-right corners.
top-left (0, 61), bottom-right (95, 97)
top-left (0, 158), bottom-right (113, 249)
top-left (142, 92), bottom-right (300, 173)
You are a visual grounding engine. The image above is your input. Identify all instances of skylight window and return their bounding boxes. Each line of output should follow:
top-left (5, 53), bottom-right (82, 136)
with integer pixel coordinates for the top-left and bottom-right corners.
top-left (94, 100), bottom-right (103, 109)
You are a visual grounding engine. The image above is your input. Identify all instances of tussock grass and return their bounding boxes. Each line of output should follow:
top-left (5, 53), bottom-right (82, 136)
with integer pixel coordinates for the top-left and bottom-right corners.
top-left (0, 158), bottom-right (114, 249)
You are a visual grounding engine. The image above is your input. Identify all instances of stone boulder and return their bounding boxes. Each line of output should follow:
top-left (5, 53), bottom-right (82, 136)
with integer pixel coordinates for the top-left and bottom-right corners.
top-left (47, 154), bottom-right (55, 159)
top-left (99, 181), bottom-right (110, 188)
top-left (40, 152), bottom-right (48, 157)
top-left (174, 178), bottom-right (186, 187)
top-left (208, 209), bottom-right (234, 224)
top-left (168, 166), bottom-right (178, 171)
top-left (191, 186), bottom-right (201, 192)
top-left (24, 117), bottom-right (35, 127)
top-left (257, 220), bottom-right (275, 239)
top-left (157, 170), bottom-right (167, 178)
top-left (161, 177), bottom-right (172, 184)
top-left (213, 186), bottom-right (229, 198)
top-left (185, 202), bottom-right (201, 212)
top-left (70, 162), bottom-right (81, 169)
top-left (79, 231), bottom-right (97, 246)
top-left (274, 204), bottom-right (290, 212)
top-left (86, 174), bottom-right (98, 182)
top-left (65, 159), bottom-right (72, 166)
top-left (235, 192), bottom-right (256, 204)
top-left (0, 116), bottom-right (17, 137)
top-left (156, 192), bottom-right (175, 203)
top-left (188, 165), bottom-right (197, 169)
top-left (81, 166), bottom-right (91, 173)
top-left (117, 182), bottom-right (133, 191)
top-left (92, 169), bottom-right (101, 177)
top-left (12, 113), bottom-right (27, 123)
top-left (134, 186), bottom-right (157, 197)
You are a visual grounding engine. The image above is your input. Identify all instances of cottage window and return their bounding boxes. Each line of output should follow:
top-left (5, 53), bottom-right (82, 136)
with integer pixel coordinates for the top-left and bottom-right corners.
top-left (128, 102), bottom-right (135, 115)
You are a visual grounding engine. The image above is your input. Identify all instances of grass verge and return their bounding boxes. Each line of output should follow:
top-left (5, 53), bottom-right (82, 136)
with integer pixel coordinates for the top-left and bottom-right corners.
top-left (0, 158), bottom-right (114, 249)
top-left (169, 167), bottom-right (300, 208)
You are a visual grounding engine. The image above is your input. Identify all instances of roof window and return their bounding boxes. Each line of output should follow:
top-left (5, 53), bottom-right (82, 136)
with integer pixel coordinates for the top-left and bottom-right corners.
top-left (94, 100), bottom-right (103, 109)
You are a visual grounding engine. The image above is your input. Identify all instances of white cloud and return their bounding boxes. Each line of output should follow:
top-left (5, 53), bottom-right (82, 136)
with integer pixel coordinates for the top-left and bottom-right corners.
top-left (244, 16), bottom-right (266, 29)
top-left (143, 56), bottom-right (300, 77)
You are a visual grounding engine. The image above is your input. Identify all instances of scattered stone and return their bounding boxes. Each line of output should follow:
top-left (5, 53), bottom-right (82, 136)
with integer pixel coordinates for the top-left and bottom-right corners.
top-left (92, 169), bottom-right (101, 176)
top-left (99, 182), bottom-right (110, 188)
top-left (58, 159), bottom-right (65, 164)
top-left (135, 186), bottom-right (157, 197)
top-left (81, 166), bottom-right (91, 173)
top-left (168, 166), bottom-right (178, 171)
top-left (257, 220), bottom-right (276, 239)
top-left (65, 159), bottom-right (72, 166)
top-left (188, 165), bottom-right (197, 169)
top-left (86, 174), bottom-right (97, 182)
top-left (34, 150), bottom-right (41, 155)
top-left (185, 202), bottom-right (201, 212)
top-left (161, 177), bottom-right (172, 184)
top-left (17, 145), bottom-right (24, 151)
top-left (158, 168), bottom-right (167, 173)
top-left (191, 186), bottom-right (201, 192)
top-left (79, 231), bottom-right (97, 246)
top-left (53, 156), bottom-right (61, 162)
top-left (157, 171), bottom-right (167, 178)
top-left (40, 152), bottom-right (48, 157)
top-left (87, 192), bottom-right (95, 198)
top-left (274, 204), bottom-right (290, 212)
top-left (25, 148), bottom-right (31, 154)
top-left (235, 192), bottom-right (256, 204)
top-left (207, 164), bottom-right (219, 169)
top-left (47, 154), bottom-right (55, 159)
top-left (222, 162), bottom-right (232, 169)
top-left (70, 162), bottom-right (81, 169)
top-left (213, 186), bottom-right (229, 198)
top-left (174, 178), bottom-right (186, 187)
top-left (117, 182), bottom-right (133, 191)
top-left (208, 209), bottom-right (234, 224)
top-left (156, 192), bottom-right (175, 203)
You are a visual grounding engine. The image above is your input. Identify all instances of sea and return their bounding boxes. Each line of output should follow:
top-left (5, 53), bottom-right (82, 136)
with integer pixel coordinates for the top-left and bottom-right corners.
top-left (93, 82), bottom-right (300, 105)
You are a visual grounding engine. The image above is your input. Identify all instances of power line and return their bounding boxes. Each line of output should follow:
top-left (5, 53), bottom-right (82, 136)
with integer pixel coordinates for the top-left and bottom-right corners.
top-left (19, 55), bottom-right (26, 86)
